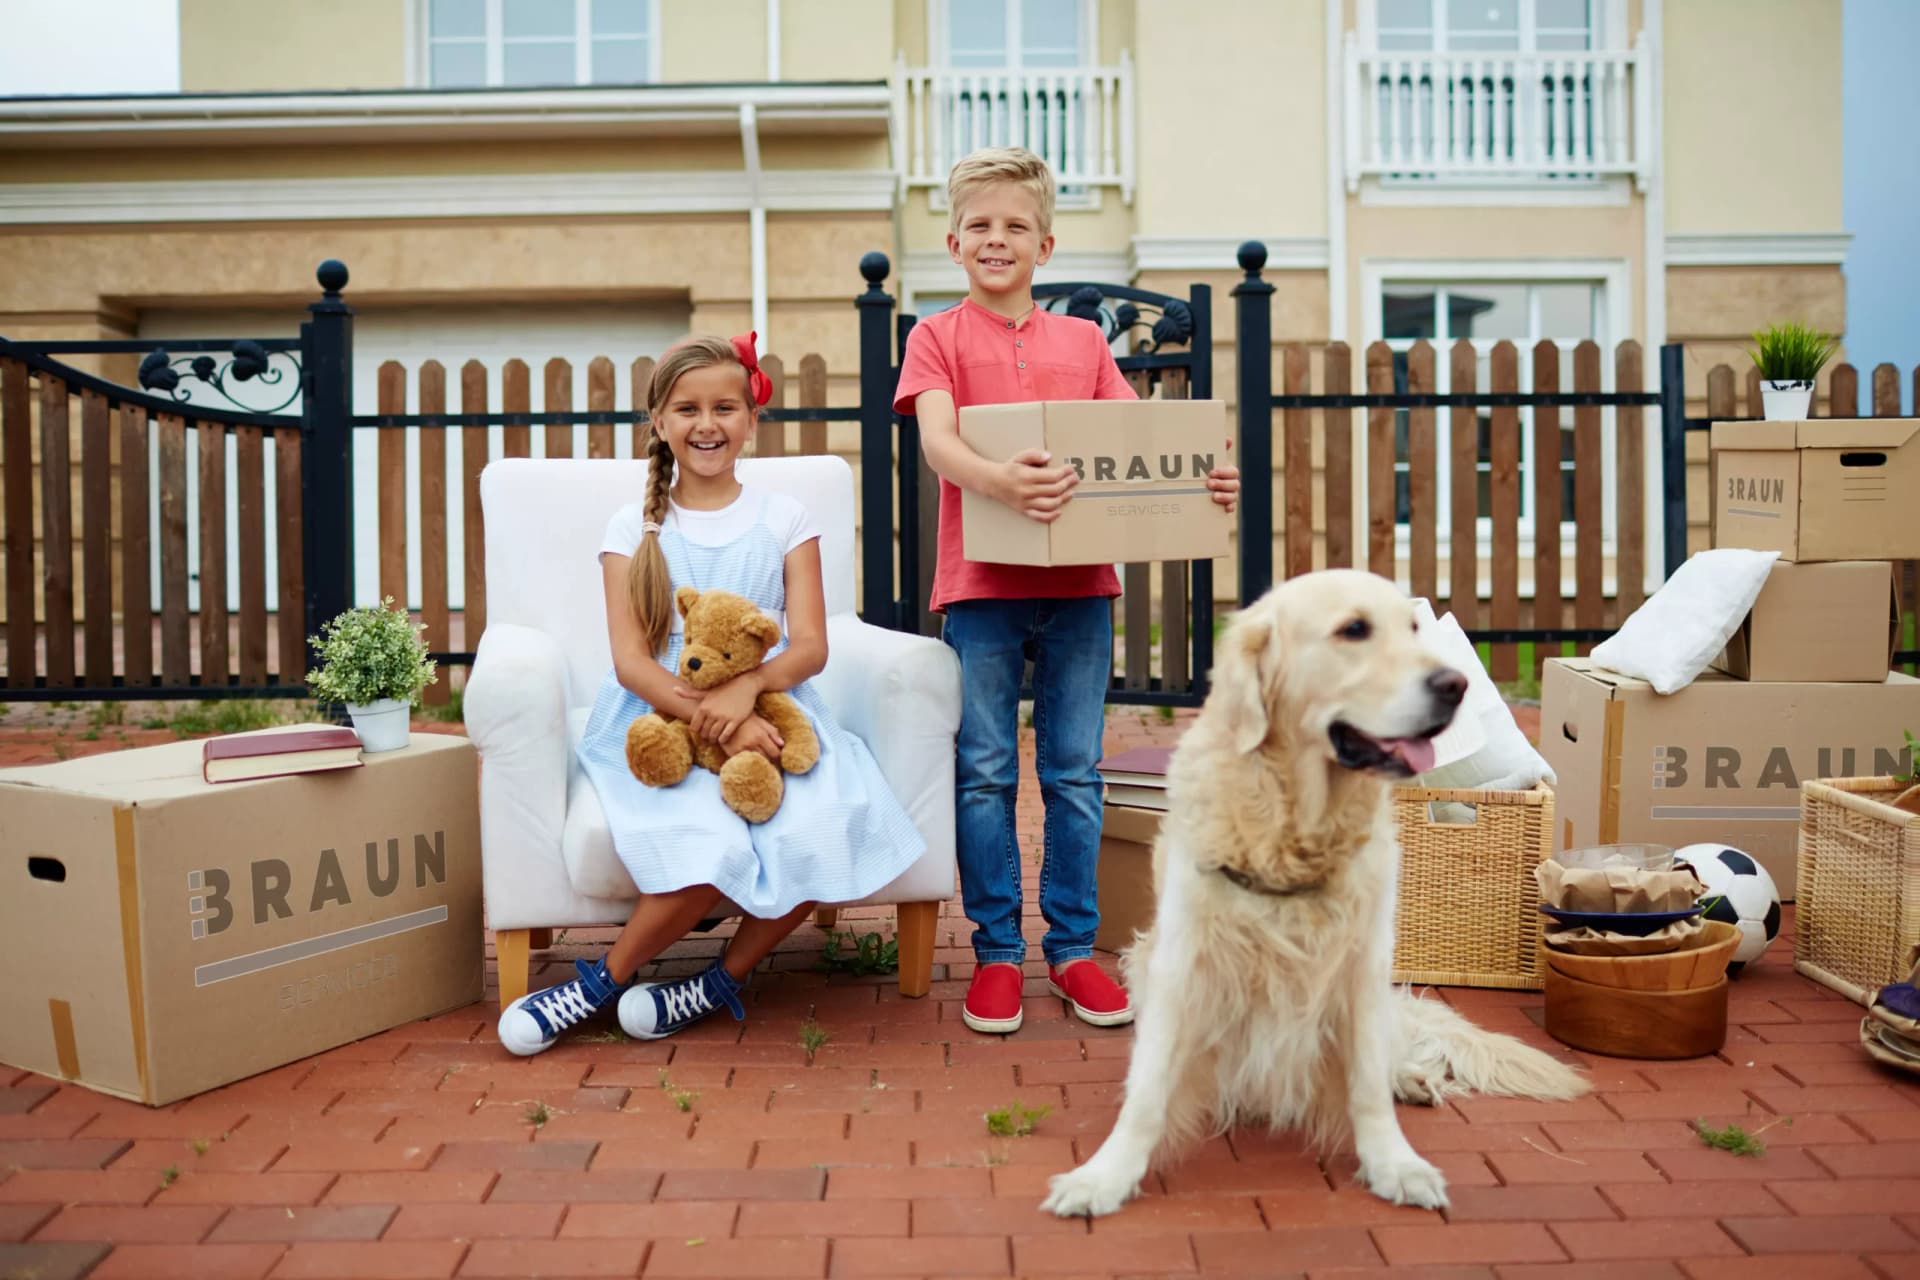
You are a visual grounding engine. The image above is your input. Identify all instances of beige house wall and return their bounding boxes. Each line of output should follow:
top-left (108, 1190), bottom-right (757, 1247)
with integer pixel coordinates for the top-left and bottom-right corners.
top-left (180, 0), bottom-right (407, 92)
top-left (785, 0), bottom-right (896, 80)
top-left (661, 0), bottom-right (766, 82)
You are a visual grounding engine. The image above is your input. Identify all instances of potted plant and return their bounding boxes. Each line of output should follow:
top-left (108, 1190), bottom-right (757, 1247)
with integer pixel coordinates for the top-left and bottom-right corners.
top-left (1747, 320), bottom-right (1839, 421)
top-left (305, 597), bottom-right (437, 753)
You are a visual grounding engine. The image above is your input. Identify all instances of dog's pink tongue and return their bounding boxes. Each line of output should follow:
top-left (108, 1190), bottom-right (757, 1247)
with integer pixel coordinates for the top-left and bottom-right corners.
top-left (1391, 737), bottom-right (1437, 775)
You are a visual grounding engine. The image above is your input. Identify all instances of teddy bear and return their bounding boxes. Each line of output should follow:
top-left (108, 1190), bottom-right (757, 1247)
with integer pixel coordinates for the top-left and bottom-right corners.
top-left (624, 585), bottom-right (820, 824)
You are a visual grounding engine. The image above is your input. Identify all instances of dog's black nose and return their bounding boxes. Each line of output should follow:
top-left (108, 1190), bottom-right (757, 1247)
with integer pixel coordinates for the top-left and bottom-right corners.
top-left (686, 657), bottom-right (702, 671)
top-left (1427, 668), bottom-right (1468, 706)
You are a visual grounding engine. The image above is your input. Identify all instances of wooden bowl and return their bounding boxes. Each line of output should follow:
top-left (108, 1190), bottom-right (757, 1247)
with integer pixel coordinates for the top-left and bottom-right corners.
top-left (1544, 965), bottom-right (1729, 1059)
top-left (1543, 920), bottom-right (1742, 992)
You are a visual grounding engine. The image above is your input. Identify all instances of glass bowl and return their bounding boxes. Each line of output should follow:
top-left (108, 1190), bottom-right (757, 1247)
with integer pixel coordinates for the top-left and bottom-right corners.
top-left (1552, 843), bottom-right (1676, 873)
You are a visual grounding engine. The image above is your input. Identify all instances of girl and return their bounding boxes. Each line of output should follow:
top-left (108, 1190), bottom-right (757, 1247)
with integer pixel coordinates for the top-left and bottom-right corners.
top-left (497, 333), bottom-right (927, 1055)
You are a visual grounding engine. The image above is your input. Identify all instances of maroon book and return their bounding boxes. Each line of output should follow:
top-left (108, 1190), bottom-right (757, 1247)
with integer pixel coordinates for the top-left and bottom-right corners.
top-left (202, 726), bottom-right (364, 784)
top-left (1096, 745), bottom-right (1172, 787)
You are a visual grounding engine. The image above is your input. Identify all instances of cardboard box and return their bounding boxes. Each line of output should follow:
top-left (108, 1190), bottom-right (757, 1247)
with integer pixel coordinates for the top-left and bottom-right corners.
top-left (1540, 658), bottom-right (1920, 899)
top-left (1710, 417), bottom-right (1920, 561)
top-left (0, 728), bottom-right (484, 1105)
top-left (1713, 560), bottom-right (1901, 682)
top-left (957, 398), bottom-right (1233, 566)
top-left (1095, 803), bottom-right (1161, 953)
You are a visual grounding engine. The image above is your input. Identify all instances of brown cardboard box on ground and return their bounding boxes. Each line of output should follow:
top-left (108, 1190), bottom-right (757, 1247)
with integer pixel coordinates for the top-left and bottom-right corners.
top-left (1710, 418), bottom-right (1920, 561)
top-left (0, 727), bottom-right (483, 1105)
top-left (957, 398), bottom-right (1233, 566)
top-left (1712, 559), bottom-right (1902, 682)
top-left (1095, 803), bottom-right (1161, 954)
top-left (1539, 657), bottom-right (1920, 899)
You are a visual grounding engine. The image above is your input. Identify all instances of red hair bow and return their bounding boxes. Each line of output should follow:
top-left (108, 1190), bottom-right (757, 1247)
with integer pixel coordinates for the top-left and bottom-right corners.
top-left (731, 331), bottom-right (773, 407)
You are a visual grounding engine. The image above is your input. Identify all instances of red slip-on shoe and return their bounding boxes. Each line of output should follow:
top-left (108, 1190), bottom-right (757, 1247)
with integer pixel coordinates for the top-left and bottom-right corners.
top-left (962, 962), bottom-right (1026, 1034)
top-left (1048, 959), bottom-right (1135, 1027)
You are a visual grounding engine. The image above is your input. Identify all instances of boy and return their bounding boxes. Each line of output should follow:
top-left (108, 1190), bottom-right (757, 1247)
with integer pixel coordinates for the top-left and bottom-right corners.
top-left (893, 147), bottom-right (1239, 1034)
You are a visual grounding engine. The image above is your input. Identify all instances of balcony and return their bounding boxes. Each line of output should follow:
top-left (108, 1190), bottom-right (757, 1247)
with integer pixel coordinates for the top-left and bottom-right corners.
top-left (1343, 34), bottom-right (1650, 192)
top-left (894, 54), bottom-right (1135, 204)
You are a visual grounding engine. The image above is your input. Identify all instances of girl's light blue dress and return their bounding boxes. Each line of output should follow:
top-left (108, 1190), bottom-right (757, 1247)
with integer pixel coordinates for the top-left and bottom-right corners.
top-left (575, 486), bottom-right (926, 919)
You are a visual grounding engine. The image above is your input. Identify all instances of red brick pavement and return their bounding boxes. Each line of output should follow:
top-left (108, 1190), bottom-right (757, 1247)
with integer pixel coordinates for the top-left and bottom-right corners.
top-left (4, 701), bottom-right (1919, 1279)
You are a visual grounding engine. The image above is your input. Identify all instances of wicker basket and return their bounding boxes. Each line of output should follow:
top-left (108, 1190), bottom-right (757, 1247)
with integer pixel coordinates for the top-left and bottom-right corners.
top-left (1392, 783), bottom-right (1554, 990)
top-left (1794, 777), bottom-right (1920, 1005)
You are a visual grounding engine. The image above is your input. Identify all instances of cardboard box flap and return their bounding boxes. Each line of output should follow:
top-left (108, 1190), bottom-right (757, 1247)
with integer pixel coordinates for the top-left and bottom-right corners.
top-left (1711, 420), bottom-right (1799, 452)
top-left (1795, 419), bottom-right (1920, 450)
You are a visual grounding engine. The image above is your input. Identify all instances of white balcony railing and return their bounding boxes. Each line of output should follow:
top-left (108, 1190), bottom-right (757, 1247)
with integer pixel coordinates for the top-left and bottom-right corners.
top-left (894, 53), bottom-right (1134, 203)
top-left (1344, 33), bottom-right (1650, 190)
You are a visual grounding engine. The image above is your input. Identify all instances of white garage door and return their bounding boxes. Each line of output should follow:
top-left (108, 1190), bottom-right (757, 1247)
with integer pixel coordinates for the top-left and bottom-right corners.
top-left (139, 300), bottom-right (691, 615)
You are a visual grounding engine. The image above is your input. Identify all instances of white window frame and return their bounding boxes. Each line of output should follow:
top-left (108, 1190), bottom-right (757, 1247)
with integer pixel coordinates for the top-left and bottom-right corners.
top-left (1361, 0), bottom-right (1627, 52)
top-left (412, 0), bottom-right (663, 89)
top-left (928, 0), bottom-right (1098, 70)
top-left (1359, 258), bottom-right (1648, 595)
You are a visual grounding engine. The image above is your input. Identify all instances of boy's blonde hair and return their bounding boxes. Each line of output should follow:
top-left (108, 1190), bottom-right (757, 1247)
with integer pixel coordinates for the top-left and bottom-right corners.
top-left (628, 336), bottom-right (758, 657)
top-left (946, 146), bottom-right (1055, 237)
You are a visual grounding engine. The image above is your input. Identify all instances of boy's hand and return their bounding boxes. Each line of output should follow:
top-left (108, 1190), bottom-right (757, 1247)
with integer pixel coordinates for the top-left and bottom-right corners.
top-left (688, 675), bottom-right (762, 744)
top-left (1207, 462), bottom-right (1241, 514)
top-left (995, 448), bottom-right (1079, 523)
top-left (723, 714), bottom-right (785, 764)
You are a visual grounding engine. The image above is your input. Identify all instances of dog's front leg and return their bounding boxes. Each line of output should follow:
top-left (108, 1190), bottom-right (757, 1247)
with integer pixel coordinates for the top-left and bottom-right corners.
top-left (1344, 863), bottom-right (1448, 1211)
top-left (1039, 863), bottom-right (1197, 1219)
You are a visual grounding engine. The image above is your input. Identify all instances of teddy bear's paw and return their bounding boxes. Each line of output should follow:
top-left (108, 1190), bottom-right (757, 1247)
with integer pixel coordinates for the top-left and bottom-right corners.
top-left (779, 734), bottom-right (821, 775)
top-left (720, 751), bottom-right (784, 824)
top-left (626, 714), bottom-right (693, 787)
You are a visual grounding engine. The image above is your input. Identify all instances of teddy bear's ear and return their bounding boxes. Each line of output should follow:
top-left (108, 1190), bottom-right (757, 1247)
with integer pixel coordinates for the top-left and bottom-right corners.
top-left (675, 585), bottom-right (700, 618)
top-left (747, 612), bottom-right (781, 649)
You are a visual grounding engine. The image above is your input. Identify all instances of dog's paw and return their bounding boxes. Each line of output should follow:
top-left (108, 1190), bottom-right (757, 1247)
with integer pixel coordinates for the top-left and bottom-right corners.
top-left (1039, 1164), bottom-right (1140, 1218)
top-left (1392, 1070), bottom-right (1444, 1106)
top-left (1358, 1153), bottom-right (1449, 1211)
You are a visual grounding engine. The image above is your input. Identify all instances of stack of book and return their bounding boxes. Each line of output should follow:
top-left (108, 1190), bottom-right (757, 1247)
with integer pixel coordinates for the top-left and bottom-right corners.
top-left (1097, 745), bottom-right (1171, 811)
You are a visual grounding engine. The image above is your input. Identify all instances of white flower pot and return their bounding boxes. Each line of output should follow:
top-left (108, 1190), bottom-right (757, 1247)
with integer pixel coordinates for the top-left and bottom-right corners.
top-left (345, 698), bottom-right (410, 753)
top-left (1760, 379), bottom-right (1814, 421)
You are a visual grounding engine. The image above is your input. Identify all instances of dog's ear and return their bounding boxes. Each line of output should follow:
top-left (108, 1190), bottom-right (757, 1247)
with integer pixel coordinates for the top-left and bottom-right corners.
top-left (1215, 609), bottom-right (1277, 754)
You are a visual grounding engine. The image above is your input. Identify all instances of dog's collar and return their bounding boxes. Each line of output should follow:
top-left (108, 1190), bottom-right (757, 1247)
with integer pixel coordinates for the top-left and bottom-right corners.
top-left (1216, 865), bottom-right (1322, 897)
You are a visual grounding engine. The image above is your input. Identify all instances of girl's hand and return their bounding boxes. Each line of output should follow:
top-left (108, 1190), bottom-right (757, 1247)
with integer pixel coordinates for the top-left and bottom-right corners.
top-left (723, 714), bottom-right (785, 763)
top-left (689, 675), bottom-right (762, 744)
top-left (1207, 462), bottom-right (1241, 514)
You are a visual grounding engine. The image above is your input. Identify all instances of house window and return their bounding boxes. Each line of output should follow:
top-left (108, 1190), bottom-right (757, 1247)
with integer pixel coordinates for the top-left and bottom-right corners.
top-left (426, 0), bottom-right (658, 89)
top-left (940, 0), bottom-right (1087, 70)
top-left (1378, 277), bottom-right (1606, 534)
top-left (1374, 0), bottom-right (1593, 53)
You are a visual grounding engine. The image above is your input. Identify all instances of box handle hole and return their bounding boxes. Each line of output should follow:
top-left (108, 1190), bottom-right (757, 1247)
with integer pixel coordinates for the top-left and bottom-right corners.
top-left (28, 856), bottom-right (66, 883)
top-left (1425, 801), bottom-right (1480, 827)
top-left (1840, 451), bottom-right (1888, 467)
top-left (1561, 721), bottom-right (1578, 743)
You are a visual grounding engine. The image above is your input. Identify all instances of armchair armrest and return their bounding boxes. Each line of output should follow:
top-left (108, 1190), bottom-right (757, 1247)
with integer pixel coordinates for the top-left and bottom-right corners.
top-left (463, 623), bottom-right (575, 928)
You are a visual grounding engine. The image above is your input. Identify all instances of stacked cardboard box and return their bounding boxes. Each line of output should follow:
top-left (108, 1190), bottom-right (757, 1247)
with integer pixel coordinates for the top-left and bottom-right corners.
top-left (1543, 418), bottom-right (1920, 897)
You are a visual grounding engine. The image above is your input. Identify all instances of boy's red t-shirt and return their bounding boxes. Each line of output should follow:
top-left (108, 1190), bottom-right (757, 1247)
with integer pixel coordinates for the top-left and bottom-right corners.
top-left (892, 296), bottom-right (1138, 612)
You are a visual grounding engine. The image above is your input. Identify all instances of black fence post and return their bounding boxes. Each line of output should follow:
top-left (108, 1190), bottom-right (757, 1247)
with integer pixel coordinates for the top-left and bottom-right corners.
top-left (1187, 280), bottom-right (1216, 695)
top-left (856, 252), bottom-right (897, 629)
top-left (1658, 341), bottom-right (1688, 580)
top-left (894, 312), bottom-right (923, 638)
top-left (1232, 241), bottom-right (1275, 607)
top-left (302, 259), bottom-right (354, 665)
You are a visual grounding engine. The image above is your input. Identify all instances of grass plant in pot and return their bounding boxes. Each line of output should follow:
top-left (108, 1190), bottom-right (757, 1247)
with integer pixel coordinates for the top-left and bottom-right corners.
top-left (305, 596), bottom-right (438, 753)
top-left (1748, 320), bottom-right (1838, 421)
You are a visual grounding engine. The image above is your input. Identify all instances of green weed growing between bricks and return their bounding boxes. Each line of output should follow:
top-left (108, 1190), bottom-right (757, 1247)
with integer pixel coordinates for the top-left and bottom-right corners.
top-left (984, 1099), bottom-right (1051, 1137)
top-left (799, 1019), bottom-right (830, 1062)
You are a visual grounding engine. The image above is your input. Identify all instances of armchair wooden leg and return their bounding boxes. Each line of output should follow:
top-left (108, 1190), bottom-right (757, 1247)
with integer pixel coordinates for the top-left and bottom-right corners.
top-left (496, 929), bottom-right (533, 1010)
top-left (813, 907), bottom-right (838, 931)
top-left (895, 900), bottom-right (938, 999)
top-left (528, 928), bottom-right (553, 951)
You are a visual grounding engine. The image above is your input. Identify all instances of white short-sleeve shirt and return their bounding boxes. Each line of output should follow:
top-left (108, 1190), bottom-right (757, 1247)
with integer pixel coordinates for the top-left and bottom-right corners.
top-left (599, 485), bottom-right (820, 634)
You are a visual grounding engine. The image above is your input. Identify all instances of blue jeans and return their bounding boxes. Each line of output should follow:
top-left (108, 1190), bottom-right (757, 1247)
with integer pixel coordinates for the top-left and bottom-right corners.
top-left (941, 596), bottom-right (1112, 966)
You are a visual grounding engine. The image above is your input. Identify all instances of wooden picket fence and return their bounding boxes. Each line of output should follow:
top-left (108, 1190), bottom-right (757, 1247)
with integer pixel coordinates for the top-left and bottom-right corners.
top-left (369, 351), bottom-right (834, 706)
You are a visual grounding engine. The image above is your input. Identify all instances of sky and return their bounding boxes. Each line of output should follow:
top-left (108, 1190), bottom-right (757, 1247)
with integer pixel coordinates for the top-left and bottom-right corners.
top-left (0, 0), bottom-right (179, 97)
top-left (1841, 0), bottom-right (1919, 414)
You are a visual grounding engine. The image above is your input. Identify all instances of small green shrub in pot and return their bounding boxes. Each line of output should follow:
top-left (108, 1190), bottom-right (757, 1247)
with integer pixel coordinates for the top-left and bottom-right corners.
top-left (306, 597), bottom-right (437, 752)
top-left (1747, 321), bottom-right (1839, 421)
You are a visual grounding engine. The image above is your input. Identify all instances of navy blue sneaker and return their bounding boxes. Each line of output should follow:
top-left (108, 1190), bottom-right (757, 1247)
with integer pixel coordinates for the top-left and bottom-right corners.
top-left (497, 956), bottom-right (624, 1056)
top-left (618, 960), bottom-right (746, 1040)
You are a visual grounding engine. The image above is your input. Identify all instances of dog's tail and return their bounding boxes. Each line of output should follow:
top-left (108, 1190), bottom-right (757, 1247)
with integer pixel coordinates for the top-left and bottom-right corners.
top-left (1392, 989), bottom-right (1589, 1102)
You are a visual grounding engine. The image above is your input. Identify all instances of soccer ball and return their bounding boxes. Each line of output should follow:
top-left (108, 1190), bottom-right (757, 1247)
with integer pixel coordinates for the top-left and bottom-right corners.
top-left (1674, 844), bottom-right (1782, 975)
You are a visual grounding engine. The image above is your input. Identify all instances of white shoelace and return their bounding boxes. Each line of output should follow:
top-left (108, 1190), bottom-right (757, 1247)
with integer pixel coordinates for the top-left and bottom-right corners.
top-left (530, 981), bottom-right (596, 1030)
top-left (661, 980), bottom-right (716, 1025)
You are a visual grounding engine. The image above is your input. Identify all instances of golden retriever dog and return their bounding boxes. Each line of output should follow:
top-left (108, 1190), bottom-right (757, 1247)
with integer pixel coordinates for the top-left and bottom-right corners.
top-left (1041, 569), bottom-right (1587, 1219)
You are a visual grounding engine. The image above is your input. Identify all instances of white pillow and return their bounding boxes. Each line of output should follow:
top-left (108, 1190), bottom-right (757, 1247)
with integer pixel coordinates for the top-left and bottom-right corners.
top-left (1589, 549), bottom-right (1780, 694)
top-left (1412, 600), bottom-right (1557, 792)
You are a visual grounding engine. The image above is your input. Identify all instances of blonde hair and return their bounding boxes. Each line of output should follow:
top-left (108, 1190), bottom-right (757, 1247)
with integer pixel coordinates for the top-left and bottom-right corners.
top-left (946, 146), bottom-right (1055, 237)
top-left (627, 336), bottom-right (758, 656)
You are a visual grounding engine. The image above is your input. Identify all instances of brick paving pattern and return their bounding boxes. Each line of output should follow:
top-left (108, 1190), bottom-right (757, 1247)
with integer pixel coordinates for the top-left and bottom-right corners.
top-left (3, 700), bottom-right (1918, 1277)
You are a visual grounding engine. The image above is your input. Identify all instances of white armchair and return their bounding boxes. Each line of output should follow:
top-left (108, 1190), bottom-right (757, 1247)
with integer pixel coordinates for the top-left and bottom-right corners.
top-left (465, 455), bottom-right (961, 1006)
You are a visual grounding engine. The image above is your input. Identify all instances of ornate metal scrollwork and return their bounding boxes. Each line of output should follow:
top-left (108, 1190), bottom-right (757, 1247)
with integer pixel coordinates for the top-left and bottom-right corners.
top-left (138, 339), bottom-right (301, 413)
top-left (1039, 286), bottom-right (1195, 354)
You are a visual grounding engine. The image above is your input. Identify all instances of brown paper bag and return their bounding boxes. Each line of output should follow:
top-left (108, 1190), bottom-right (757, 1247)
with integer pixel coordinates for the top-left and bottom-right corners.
top-left (1543, 918), bottom-right (1706, 956)
top-left (1534, 861), bottom-right (1705, 913)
